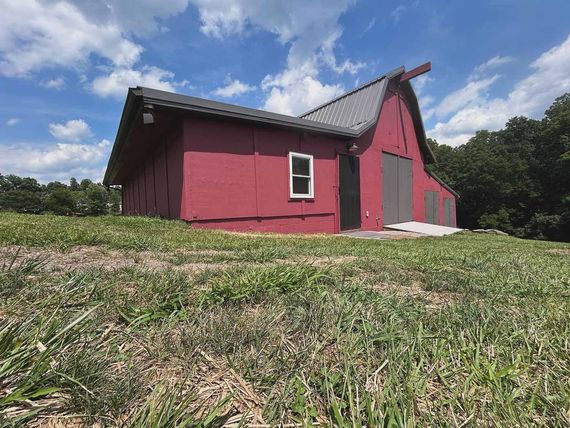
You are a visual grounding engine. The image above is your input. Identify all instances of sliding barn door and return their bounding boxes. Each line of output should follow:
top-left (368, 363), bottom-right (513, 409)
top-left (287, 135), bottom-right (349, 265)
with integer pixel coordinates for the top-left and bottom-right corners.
top-left (382, 153), bottom-right (412, 225)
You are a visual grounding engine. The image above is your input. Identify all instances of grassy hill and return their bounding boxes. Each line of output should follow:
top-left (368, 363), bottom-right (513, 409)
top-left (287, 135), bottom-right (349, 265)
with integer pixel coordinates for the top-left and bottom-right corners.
top-left (0, 212), bottom-right (569, 426)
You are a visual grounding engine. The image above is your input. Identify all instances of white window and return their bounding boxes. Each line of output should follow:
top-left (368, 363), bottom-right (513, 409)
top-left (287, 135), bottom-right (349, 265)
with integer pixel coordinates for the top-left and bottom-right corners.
top-left (289, 152), bottom-right (314, 199)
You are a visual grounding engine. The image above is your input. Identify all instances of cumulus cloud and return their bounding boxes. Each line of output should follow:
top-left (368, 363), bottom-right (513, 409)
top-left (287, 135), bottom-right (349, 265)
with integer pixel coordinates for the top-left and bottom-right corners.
top-left (0, 140), bottom-right (110, 183)
top-left (189, 0), bottom-right (364, 115)
top-left (0, 0), bottom-right (142, 77)
top-left (40, 77), bottom-right (66, 90)
top-left (91, 66), bottom-right (189, 99)
top-left (48, 119), bottom-right (93, 144)
top-left (261, 65), bottom-right (344, 116)
top-left (212, 78), bottom-right (256, 98)
top-left (434, 75), bottom-right (499, 118)
top-left (0, 0), bottom-right (189, 98)
top-left (6, 118), bottom-right (20, 126)
top-left (1, 117), bottom-right (110, 182)
top-left (428, 35), bottom-right (570, 146)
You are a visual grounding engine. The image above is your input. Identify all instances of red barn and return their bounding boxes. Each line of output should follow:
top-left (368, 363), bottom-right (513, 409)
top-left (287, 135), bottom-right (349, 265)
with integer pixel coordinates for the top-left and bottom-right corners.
top-left (103, 63), bottom-right (458, 234)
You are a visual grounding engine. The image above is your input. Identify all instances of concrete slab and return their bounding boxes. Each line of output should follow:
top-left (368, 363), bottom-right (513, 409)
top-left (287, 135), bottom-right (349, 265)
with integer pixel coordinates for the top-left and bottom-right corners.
top-left (385, 221), bottom-right (462, 237)
top-left (340, 230), bottom-right (424, 240)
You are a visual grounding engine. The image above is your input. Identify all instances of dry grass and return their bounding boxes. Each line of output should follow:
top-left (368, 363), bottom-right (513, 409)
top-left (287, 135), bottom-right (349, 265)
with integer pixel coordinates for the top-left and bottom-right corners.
top-left (0, 213), bottom-right (569, 426)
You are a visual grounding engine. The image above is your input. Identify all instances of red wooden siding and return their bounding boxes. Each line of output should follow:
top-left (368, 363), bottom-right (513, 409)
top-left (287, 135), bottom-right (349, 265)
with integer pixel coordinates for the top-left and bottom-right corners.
top-left (121, 128), bottom-right (184, 219)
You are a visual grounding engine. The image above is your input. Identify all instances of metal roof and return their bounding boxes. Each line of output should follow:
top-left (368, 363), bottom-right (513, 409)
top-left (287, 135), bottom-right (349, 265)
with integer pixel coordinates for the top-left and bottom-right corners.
top-left (300, 66), bottom-right (404, 132)
top-left (138, 87), bottom-right (361, 138)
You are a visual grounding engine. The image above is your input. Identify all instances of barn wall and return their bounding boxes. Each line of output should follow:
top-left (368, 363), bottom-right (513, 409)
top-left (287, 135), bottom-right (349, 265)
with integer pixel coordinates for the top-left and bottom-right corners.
top-left (121, 126), bottom-right (184, 218)
top-left (182, 117), bottom-right (342, 233)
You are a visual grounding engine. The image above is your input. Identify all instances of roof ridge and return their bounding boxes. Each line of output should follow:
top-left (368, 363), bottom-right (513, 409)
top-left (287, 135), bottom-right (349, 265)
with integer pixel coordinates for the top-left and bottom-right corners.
top-left (298, 65), bottom-right (405, 118)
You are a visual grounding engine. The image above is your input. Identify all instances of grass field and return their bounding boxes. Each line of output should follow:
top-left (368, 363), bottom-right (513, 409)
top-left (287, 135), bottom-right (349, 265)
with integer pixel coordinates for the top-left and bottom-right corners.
top-left (0, 212), bottom-right (569, 427)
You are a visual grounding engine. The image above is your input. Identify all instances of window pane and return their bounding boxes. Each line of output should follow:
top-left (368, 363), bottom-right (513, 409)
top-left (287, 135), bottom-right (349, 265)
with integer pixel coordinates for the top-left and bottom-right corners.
top-left (292, 176), bottom-right (310, 195)
top-left (292, 156), bottom-right (310, 176)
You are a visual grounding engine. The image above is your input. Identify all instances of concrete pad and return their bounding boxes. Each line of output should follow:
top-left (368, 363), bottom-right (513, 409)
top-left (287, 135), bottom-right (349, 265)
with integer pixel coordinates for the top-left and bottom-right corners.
top-left (385, 221), bottom-right (462, 237)
top-left (340, 230), bottom-right (424, 240)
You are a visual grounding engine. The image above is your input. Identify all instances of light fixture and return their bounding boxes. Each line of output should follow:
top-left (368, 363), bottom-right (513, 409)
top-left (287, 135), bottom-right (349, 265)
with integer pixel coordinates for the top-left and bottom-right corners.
top-left (347, 141), bottom-right (359, 152)
top-left (143, 104), bottom-right (155, 126)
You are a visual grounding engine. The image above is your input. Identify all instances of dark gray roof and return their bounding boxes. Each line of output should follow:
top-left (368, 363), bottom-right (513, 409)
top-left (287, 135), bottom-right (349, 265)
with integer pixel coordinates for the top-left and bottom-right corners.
top-left (300, 66), bottom-right (404, 132)
top-left (138, 87), bottom-right (361, 138)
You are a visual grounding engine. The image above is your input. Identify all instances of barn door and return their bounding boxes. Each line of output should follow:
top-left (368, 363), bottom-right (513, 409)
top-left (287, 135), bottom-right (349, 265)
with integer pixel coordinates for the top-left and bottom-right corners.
top-left (443, 197), bottom-right (454, 226)
top-left (339, 155), bottom-right (361, 231)
top-left (424, 191), bottom-right (439, 224)
top-left (382, 153), bottom-right (412, 225)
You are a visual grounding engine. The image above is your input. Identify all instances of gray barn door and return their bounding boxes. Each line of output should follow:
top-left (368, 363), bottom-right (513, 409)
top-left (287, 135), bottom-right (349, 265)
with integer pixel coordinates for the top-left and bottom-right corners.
top-left (443, 197), bottom-right (454, 226)
top-left (398, 157), bottom-right (412, 222)
top-left (424, 191), bottom-right (439, 224)
top-left (382, 153), bottom-right (412, 225)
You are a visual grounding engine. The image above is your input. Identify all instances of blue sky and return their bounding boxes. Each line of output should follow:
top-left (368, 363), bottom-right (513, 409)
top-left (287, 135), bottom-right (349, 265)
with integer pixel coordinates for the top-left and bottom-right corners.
top-left (1, 0), bottom-right (569, 183)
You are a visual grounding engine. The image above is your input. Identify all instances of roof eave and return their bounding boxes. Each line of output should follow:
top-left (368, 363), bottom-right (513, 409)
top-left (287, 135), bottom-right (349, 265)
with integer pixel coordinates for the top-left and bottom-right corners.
top-left (139, 87), bottom-right (359, 138)
top-left (103, 88), bottom-right (142, 185)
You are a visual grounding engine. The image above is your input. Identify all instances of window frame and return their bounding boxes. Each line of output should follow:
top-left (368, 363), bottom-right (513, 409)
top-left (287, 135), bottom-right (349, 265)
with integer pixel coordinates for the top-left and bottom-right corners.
top-left (288, 152), bottom-right (314, 199)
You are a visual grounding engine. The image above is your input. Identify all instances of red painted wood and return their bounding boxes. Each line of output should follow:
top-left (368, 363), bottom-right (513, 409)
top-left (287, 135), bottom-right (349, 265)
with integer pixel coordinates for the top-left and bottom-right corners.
top-left (122, 79), bottom-right (456, 232)
top-left (400, 62), bottom-right (432, 82)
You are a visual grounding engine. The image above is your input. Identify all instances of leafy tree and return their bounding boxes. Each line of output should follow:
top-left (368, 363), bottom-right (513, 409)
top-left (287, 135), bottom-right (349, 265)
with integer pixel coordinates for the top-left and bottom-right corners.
top-left (85, 183), bottom-right (109, 215)
top-left (429, 93), bottom-right (570, 241)
top-left (69, 177), bottom-right (80, 191)
top-left (44, 187), bottom-right (76, 215)
top-left (79, 178), bottom-right (93, 191)
top-left (0, 174), bottom-right (43, 213)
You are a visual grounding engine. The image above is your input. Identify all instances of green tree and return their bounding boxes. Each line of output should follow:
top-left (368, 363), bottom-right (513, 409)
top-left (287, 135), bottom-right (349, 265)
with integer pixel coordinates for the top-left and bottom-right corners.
top-left (0, 174), bottom-right (44, 213)
top-left (44, 187), bottom-right (76, 215)
top-left (79, 178), bottom-right (93, 191)
top-left (69, 177), bottom-right (80, 191)
top-left (85, 183), bottom-right (109, 215)
top-left (428, 93), bottom-right (570, 241)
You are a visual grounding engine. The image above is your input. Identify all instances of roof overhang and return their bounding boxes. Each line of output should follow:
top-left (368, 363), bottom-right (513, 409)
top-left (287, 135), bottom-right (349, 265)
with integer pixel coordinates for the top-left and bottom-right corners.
top-left (104, 88), bottom-right (366, 185)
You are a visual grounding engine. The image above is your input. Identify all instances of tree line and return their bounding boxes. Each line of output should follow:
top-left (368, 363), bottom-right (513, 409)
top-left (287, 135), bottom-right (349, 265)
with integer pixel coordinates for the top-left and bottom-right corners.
top-left (428, 93), bottom-right (570, 242)
top-left (0, 175), bottom-right (121, 216)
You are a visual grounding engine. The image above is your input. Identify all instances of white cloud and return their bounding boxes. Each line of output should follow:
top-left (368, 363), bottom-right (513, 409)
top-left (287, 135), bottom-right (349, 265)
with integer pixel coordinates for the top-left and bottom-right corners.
top-left (0, 0), bottom-right (142, 77)
top-left (48, 119), bottom-right (93, 144)
top-left (0, 0), bottom-right (189, 99)
top-left (261, 66), bottom-right (344, 116)
top-left (40, 77), bottom-right (66, 90)
top-left (469, 55), bottom-right (515, 81)
top-left (212, 78), bottom-right (256, 97)
top-left (0, 140), bottom-right (110, 183)
top-left (1, 118), bottom-right (110, 182)
top-left (6, 118), bottom-right (20, 126)
top-left (91, 66), bottom-right (188, 99)
top-left (428, 35), bottom-right (570, 146)
top-left (434, 74), bottom-right (499, 118)
top-left (189, 0), bottom-right (363, 115)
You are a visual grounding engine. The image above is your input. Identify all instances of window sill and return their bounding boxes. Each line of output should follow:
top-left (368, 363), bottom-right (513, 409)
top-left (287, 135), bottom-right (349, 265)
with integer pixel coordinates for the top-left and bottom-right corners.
top-left (289, 196), bottom-right (315, 201)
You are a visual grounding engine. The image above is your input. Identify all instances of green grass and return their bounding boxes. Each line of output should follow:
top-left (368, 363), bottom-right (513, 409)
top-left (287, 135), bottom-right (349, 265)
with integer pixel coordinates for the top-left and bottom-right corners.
top-left (0, 212), bottom-right (569, 426)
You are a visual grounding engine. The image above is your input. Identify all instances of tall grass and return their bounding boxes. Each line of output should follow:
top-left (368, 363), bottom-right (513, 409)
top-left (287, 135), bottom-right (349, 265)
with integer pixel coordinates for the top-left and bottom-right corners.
top-left (0, 212), bottom-right (568, 425)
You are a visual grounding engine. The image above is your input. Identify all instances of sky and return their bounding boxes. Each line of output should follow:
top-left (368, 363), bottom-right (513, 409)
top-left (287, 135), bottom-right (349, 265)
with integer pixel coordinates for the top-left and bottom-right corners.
top-left (1, 0), bottom-right (569, 183)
